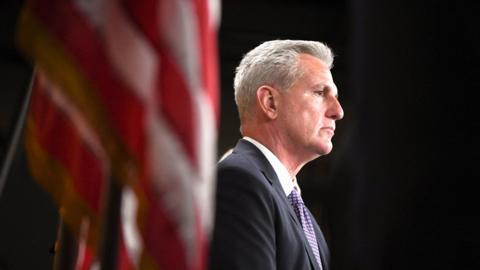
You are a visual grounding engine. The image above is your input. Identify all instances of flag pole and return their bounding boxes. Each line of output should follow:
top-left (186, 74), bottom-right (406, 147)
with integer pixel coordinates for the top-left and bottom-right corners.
top-left (0, 68), bottom-right (34, 198)
top-left (98, 176), bottom-right (122, 269)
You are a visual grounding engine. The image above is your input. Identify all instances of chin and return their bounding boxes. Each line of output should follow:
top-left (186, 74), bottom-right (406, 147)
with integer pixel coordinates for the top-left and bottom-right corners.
top-left (316, 142), bottom-right (333, 155)
top-left (320, 148), bottom-right (332, 156)
top-left (306, 139), bottom-right (333, 158)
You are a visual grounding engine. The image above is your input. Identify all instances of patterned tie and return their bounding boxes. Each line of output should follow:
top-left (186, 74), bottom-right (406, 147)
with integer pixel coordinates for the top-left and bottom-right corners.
top-left (288, 188), bottom-right (323, 269)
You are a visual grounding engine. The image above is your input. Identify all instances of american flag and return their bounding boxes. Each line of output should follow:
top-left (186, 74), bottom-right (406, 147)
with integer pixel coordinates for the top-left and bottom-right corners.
top-left (17, 0), bottom-right (220, 269)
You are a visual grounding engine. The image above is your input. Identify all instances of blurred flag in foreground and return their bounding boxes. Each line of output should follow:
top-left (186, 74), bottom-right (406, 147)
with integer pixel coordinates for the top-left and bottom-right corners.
top-left (16, 0), bottom-right (220, 269)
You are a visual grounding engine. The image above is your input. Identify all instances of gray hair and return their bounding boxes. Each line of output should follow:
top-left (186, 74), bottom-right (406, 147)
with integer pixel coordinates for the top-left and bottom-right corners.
top-left (234, 39), bottom-right (334, 121)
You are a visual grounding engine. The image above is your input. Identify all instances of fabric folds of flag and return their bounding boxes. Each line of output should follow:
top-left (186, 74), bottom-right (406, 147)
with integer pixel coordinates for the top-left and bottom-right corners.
top-left (16, 0), bottom-right (220, 269)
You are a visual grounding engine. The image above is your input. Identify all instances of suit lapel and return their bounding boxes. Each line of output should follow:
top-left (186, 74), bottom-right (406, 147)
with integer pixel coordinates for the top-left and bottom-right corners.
top-left (235, 140), bottom-right (301, 227)
top-left (234, 140), bottom-right (322, 270)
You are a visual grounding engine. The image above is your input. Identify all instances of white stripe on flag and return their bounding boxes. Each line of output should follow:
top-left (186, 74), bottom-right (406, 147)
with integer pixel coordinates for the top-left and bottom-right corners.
top-left (103, 0), bottom-right (156, 102)
top-left (208, 0), bottom-right (222, 28)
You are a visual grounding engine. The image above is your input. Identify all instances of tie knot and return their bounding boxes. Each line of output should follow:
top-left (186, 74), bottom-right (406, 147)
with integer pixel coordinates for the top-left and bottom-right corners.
top-left (289, 187), bottom-right (301, 198)
top-left (288, 188), bottom-right (303, 207)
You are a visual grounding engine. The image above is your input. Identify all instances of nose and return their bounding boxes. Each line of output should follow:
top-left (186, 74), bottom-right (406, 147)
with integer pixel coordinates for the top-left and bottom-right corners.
top-left (326, 96), bottom-right (344, 121)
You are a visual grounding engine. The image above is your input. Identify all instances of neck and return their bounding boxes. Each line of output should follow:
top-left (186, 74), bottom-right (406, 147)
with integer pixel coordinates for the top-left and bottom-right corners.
top-left (243, 125), bottom-right (309, 178)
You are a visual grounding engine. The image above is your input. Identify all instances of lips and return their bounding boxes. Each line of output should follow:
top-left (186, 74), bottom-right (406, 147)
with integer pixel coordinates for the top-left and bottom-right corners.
top-left (321, 127), bottom-right (335, 136)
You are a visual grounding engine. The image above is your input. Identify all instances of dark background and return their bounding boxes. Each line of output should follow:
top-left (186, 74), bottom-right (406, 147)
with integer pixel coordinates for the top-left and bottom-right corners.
top-left (1, 0), bottom-right (479, 269)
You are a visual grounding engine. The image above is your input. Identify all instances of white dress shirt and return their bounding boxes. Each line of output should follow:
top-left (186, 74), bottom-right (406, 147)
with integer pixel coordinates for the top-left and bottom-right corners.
top-left (243, 137), bottom-right (301, 196)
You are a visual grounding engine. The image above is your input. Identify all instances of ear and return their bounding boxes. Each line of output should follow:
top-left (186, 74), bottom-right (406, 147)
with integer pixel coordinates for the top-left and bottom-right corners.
top-left (256, 85), bottom-right (279, 119)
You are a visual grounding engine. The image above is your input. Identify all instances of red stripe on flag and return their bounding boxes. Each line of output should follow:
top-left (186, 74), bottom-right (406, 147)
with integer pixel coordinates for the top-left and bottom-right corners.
top-left (29, 78), bottom-right (104, 213)
top-left (193, 0), bottom-right (220, 123)
top-left (143, 188), bottom-right (188, 270)
top-left (121, 0), bottom-right (159, 47)
top-left (157, 50), bottom-right (197, 165)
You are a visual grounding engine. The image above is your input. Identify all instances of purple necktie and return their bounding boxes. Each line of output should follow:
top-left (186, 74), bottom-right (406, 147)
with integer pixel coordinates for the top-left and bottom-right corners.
top-left (288, 188), bottom-right (322, 269)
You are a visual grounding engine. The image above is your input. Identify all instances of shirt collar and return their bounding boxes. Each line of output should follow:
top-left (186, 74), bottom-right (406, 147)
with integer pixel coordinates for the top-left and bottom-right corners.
top-left (243, 137), bottom-right (300, 196)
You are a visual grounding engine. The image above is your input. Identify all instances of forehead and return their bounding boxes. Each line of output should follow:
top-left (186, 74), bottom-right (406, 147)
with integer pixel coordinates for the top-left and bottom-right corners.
top-left (297, 54), bottom-right (337, 92)
top-left (297, 53), bottom-right (330, 75)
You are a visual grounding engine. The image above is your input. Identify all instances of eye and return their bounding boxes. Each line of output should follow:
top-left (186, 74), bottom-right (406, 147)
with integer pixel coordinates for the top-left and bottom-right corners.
top-left (313, 90), bottom-right (325, 96)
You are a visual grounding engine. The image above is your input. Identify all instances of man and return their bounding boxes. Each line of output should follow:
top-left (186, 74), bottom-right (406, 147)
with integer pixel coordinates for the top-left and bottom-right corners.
top-left (209, 40), bottom-right (344, 270)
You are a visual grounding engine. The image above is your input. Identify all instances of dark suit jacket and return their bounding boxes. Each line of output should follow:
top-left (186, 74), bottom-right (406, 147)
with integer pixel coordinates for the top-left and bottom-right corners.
top-left (209, 139), bottom-right (330, 270)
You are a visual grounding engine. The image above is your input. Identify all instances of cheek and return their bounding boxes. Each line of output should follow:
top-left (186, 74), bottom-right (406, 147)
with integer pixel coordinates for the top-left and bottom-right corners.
top-left (298, 111), bottom-right (319, 136)
top-left (287, 100), bottom-right (320, 132)
top-left (303, 106), bottom-right (321, 125)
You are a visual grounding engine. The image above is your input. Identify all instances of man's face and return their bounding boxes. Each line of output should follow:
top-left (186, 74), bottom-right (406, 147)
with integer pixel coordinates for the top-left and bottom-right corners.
top-left (277, 54), bottom-right (344, 161)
